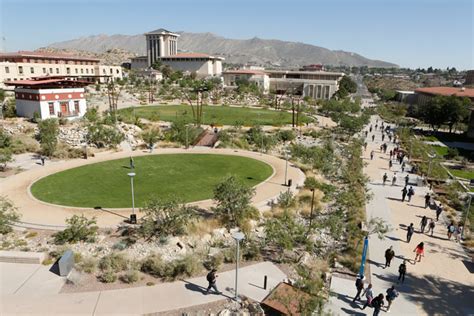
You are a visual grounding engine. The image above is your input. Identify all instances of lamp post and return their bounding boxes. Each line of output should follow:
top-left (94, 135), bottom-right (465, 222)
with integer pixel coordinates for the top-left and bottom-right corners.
top-left (284, 147), bottom-right (289, 186)
top-left (463, 192), bottom-right (474, 239)
top-left (232, 231), bottom-right (245, 301)
top-left (309, 188), bottom-right (315, 227)
top-left (358, 235), bottom-right (369, 279)
top-left (127, 172), bottom-right (136, 224)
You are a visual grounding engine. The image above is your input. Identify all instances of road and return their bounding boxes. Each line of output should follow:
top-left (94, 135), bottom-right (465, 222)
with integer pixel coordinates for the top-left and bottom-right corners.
top-left (351, 74), bottom-right (375, 108)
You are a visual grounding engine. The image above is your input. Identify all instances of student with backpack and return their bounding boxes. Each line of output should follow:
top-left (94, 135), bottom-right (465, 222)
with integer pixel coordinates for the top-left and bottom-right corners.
top-left (383, 173), bottom-right (388, 186)
top-left (406, 223), bottom-right (415, 243)
top-left (371, 293), bottom-right (385, 316)
top-left (427, 219), bottom-right (436, 236)
top-left (447, 222), bottom-right (455, 240)
top-left (420, 216), bottom-right (428, 233)
top-left (353, 276), bottom-right (365, 302)
top-left (407, 186), bottom-right (415, 202)
top-left (384, 246), bottom-right (395, 268)
top-left (361, 283), bottom-right (374, 310)
top-left (385, 286), bottom-right (399, 312)
top-left (424, 193), bottom-right (431, 208)
top-left (205, 269), bottom-right (221, 294)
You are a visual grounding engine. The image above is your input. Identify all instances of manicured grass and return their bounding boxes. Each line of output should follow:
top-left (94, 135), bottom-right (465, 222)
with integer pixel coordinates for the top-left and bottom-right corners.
top-left (31, 154), bottom-right (273, 208)
top-left (119, 104), bottom-right (311, 126)
top-left (448, 168), bottom-right (474, 180)
top-left (431, 145), bottom-right (448, 157)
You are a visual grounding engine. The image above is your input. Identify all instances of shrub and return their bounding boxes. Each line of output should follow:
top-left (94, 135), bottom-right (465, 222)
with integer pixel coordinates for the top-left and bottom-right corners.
top-left (0, 128), bottom-right (11, 148)
top-left (53, 215), bottom-right (98, 245)
top-left (0, 197), bottom-right (20, 234)
top-left (37, 118), bottom-right (59, 157)
top-left (99, 252), bottom-right (128, 271)
top-left (77, 257), bottom-right (97, 273)
top-left (42, 257), bottom-right (54, 265)
top-left (120, 270), bottom-right (140, 284)
top-left (446, 148), bottom-right (459, 159)
top-left (169, 254), bottom-right (202, 279)
top-left (203, 253), bottom-right (224, 270)
top-left (25, 231), bottom-right (38, 238)
top-left (277, 191), bottom-right (296, 209)
top-left (86, 123), bottom-right (124, 148)
top-left (99, 270), bottom-right (117, 283)
top-left (146, 281), bottom-right (155, 286)
top-left (0, 148), bottom-right (13, 171)
top-left (140, 254), bottom-right (168, 277)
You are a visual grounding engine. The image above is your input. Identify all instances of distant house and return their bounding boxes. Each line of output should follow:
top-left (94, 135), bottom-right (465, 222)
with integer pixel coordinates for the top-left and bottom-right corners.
top-left (395, 90), bottom-right (416, 104)
top-left (4, 77), bottom-right (90, 120)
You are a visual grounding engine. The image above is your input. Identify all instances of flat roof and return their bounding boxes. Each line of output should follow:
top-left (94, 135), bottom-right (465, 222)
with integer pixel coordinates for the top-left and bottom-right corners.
top-left (266, 69), bottom-right (344, 76)
top-left (5, 78), bottom-right (91, 88)
top-left (0, 51), bottom-right (100, 62)
top-left (160, 52), bottom-right (224, 60)
top-left (223, 69), bottom-right (266, 75)
top-left (415, 87), bottom-right (474, 98)
top-left (396, 90), bottom-right (415, 94)
top-left (145, 28), bottom-right (180, 37)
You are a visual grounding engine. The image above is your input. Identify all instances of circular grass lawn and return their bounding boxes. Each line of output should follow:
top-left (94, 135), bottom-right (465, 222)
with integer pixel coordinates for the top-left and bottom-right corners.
top-left (30, 154), bottom-right (273, 208)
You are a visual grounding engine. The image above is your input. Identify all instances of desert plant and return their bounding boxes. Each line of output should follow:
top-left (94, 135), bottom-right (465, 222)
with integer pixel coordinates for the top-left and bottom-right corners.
top-left (0, 197), bottom-right (20, 234)
top-left (53, 215), bottom-right (98, 244)
top-left (120, 270), bottom-right (140, 284)
top-left (140, 254), bottom-right (168, 277)
top-left (77, 257), bottom-right (98, 273)
top-left (99, 252), bottom-right (129, 272)
top-left (99, 270), bottom-right (117, 283)
top-left (37, 118), bottom-right (59, 157)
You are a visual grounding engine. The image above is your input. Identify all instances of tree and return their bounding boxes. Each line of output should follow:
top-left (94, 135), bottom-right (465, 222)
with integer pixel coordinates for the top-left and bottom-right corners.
top-left (0, 128), bottom-right (12, 148)
top-left (335, 76), bottom-right (357, 99)
top-left (264, 210), bottom-right (307, 257)
top-left (53, 215), bottom-right (98, 244)
top-left (151, 61), bottom-right (162, 70)
top-left (84, 107), bottom-right (99, 123)
top-left (139, 197), bottom-right (195, 239)
top-left (418, 97), bottom-right (445, 131)
top-left (212, 175), bottom-right (258, 230)
top-left (443, 96), bottom-right (470, 133)
top-left (277, 129), bottom-right (296, 142)
top-left (0, 197), bottom-right (20, 234)
top-left (38, 118), bottom-right (59, 157)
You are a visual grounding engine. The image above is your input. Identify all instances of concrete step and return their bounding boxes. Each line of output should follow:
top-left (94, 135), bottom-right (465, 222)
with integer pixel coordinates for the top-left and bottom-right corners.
top-left (0, 251), bottom-right (45, 264)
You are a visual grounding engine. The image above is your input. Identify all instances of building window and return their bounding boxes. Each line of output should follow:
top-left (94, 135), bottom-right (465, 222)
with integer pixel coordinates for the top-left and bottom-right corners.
top-left (30, 67), bottom-right (34, 74)
top-left (4, 66), bottom-right (9, 73)
top-left (110, 68), bottom-right (113, 74)
top-left (56, 68), bottom-right (59, 74)
top-left (75, 68), bottom-right (78, 74)
top-left (116, 69), bottom-right (120, 74)
top-left (66, 67), bottom-right (70, 74)
top-left (74, 100), bottom-right (80, 113)
top-left (103, 69), bottom-right (106, 74)
top-left (81, 69), bottom-right (84, 74)
top-left (48, 102), bottom-right (54, 115)
top-left (86, 69), bottom-right (89, 74)
top-left (42, 68), bottom-right (46, 74)
top-left (18, 66), bottom-right (23, 74)
top-left (90, 68), bottom-right (94, 74)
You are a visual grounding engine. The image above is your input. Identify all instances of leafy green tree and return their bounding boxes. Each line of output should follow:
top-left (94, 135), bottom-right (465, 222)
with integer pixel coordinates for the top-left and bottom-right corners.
top-left (0, 197), bottom-right (20, 234)
top-left (277, 129), bottom-right (296, 142)
top-left (38, 118), bottom-right (59, 157)
top-left (139, 197), bottom-right (195, 239)
top-left (151, 61), bottom-right (162, 70)
top-left (442, 96), bottom-right (470, 133)
top-left (335, 76), bottom-right (357, 99)
top-left (53, 215), bottom-right (98, 244)
top-left (212, 175), bottom-right (258, 230)
top-left (84, 107), bottom-right (99, 123)
top-left (264, 210), bottom-right (307, 255)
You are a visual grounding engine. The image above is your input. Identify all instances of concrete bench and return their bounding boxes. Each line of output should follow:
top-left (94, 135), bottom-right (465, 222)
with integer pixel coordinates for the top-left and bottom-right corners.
top-left (0, 250), bottom-right (45, 264)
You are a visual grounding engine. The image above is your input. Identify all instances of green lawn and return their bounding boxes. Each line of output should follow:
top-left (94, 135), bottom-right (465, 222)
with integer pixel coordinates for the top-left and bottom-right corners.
top-left (31, 154), bottom-right (273, 208)
top-left (119, 104), bottom-right (311, 126)
top-left (431, 145), bottom-right (448, 157)
top-left (448, 168), bottom-right (474, 180)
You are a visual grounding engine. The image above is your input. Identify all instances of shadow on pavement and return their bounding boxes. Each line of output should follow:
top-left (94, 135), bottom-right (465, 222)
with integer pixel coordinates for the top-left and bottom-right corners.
top-left (368, 259), bottom-right (384, 269)
top-left (386, 235), bottom-right (403, 242)
top-left (182, 280), bottom-right (233, 299)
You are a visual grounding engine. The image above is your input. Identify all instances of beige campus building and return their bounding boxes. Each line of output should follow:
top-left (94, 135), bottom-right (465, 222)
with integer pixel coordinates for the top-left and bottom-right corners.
top-left (0, 51), bottom-right (123, 89)
top-left (223, 68), bottom-right (344, 100)
top-left (131, 28), bottom-right (223, 78)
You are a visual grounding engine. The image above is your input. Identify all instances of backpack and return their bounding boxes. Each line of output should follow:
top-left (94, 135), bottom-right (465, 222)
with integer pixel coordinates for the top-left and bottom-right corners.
top-left (449, 225), bottom-right (455, 233)
top-left (399, 264), bottom-right (406, 273)
top-left (206, 272), bottom-right (214, 282)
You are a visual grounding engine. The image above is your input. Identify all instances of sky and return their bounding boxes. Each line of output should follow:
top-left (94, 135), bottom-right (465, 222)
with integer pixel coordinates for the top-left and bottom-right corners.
top-left (0, 0), bottom-right (473, 69)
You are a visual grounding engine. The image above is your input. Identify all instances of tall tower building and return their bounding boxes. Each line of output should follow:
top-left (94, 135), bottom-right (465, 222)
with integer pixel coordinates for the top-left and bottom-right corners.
top-left (145, 28), bottom-right (180, 67)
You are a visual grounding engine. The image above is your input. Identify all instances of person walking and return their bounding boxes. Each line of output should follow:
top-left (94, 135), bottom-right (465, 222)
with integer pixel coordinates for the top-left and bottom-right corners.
top-left (383, 173), bottom-right (388, 186)
top-left (370, 125), bottom-right (373, 133)
top-left (406, 223), bottom-right (415, 243)
top-left (370, 150), bottom-right (374, 160)
top-left (40, 156), bottom-right (45, 166)
top-left (427, 219), bottom-right (436, 236)
top-left (389, 159), bottom-right (393, 170)
top-left (361, 283), bottom-right (374, 310)
top-left (407, 186), bottom-right (415, 202)
top-left (398, 260), bottom-right (407, 284)
top-left (389, 150), bottom-right (393, 159)
top-left (447, 222), bottom-right (455, 240)
top-left (401, 162), bottom-right (406, 173)
top-left (419, 216), bottom-right (428, 233)
top-left (424, 193), bottom-right (431, 208)
top-left (385, 286), bottom-right (399, 312)
top-left (392, 173), bottom-right (397, 186)
top-left (372, 134), bottom-right (375, 142)
top-left (205, 269), bottom-right (221, 294)
top-left (129, 156), bottom-right (135, 169)
top-left (401, 186), bottom-right (408, 202)
top-left (455, 224), bottom-right (463, 242)
top-left (436, 204), bottom-right (443, 221)
top-left (353, 276), bottom-right (365, 302)
top-left (364, 142), bottom-right (368, 151)
top-left (405, 174), bottom-right (409, 186)
top-left (384, 246), bottom-right (395, 268)
top-left (413, 242), bottom-right (425, 263)
top-left (371, 294), bottom-right (385, 316)
top-left (382, 134), bottom-right (385, 141)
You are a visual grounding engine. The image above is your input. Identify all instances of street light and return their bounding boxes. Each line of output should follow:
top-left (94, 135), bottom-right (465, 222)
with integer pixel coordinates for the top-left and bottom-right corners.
top-left (284, 147), bottom-right (289, 186)
top-left (127, 172), bottom-right (137, 224)
top-left (232, 231), bottom-right (245, 301)
top-left (309, 188), bottom-right (315, 227)
top-left (463, 192), bottom-right (474, 239)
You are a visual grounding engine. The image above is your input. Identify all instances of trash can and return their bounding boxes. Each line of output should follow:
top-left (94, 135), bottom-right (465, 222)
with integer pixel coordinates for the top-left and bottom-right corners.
top-left (288, 179), bottom-right (292, 187)
top-left (130, 214), bottom-right (137, 224)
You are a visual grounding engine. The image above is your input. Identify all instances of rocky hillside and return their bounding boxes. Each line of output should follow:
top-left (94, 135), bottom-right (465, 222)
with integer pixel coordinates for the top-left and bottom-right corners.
top-left (36, 47), bottom-right (136, 66)
top-left (46, 32), bottom-right (398, 68)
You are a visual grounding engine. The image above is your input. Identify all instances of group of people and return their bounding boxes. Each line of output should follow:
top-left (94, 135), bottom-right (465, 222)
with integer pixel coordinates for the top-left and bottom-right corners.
top-left (353, 277), bottom-right (400, 315)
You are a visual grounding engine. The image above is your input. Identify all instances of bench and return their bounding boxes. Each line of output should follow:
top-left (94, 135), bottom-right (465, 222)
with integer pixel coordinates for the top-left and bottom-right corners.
top-left (0, 250), bottom-right (45, 264)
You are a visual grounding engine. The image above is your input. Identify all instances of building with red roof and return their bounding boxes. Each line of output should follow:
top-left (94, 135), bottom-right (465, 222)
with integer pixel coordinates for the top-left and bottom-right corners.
top-left (130, 28), bottom-right (224, 77)
top-left (0, 51), bottom-right (123, 89)
top-left (414, 86), bottom-right (474, 105)
top-left (4, 77), bottom-right (91, 120)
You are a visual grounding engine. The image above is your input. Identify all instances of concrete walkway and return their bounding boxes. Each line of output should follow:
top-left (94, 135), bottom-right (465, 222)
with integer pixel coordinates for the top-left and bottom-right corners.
top-left (0, 147), bottom-right (305, 229)
top-left (328, 116), bottom-right (474, 315)
top-left (0, 261), bottom-right (286, 315)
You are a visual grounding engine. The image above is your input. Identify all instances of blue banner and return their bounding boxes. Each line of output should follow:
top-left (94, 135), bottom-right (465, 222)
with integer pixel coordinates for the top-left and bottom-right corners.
top-left (358, 236), bottom-right (369, 278)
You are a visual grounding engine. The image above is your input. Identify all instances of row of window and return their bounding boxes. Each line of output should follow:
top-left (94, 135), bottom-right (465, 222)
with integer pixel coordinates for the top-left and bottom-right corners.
top-left (0, 58), bottom-right (97, 65)
top-left (4, 66), bottom-right (121, 76)
top-left (48, 101), bottom-right (80, 115)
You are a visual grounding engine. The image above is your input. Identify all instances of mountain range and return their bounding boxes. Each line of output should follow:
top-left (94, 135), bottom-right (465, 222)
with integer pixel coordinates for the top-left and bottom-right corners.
top-left (46, 32), bottom-right (398, 68)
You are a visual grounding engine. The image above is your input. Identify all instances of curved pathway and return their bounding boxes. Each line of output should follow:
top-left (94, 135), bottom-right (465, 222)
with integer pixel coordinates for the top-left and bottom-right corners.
top-left (0, 147), bottom-right (305, 229)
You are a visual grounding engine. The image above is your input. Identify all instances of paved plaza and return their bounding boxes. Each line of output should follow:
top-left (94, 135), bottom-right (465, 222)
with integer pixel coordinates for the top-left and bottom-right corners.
top-left (328, 116), bottom-right (474, 315)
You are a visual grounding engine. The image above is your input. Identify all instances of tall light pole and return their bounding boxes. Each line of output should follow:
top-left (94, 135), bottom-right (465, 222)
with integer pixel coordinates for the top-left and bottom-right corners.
top-left (284, 147), bottom-right (289, 186)
top-left (309, 188), bottom-right (315, 227)
top-left (127, 172), bottom-right (136, 224)
top-left (232, 232), bottom-right (245, 301)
